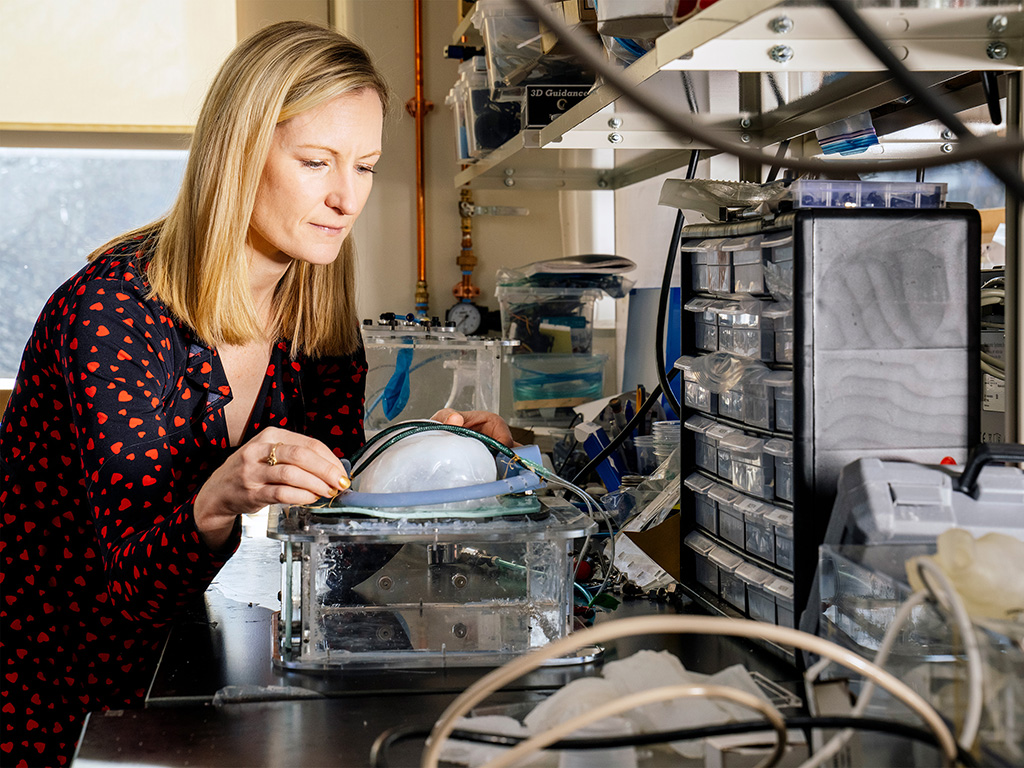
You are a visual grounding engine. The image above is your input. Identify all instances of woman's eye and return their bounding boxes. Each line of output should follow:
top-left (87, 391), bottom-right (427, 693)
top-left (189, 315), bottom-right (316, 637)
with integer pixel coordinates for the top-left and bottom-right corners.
top-left (358, 165), bottom-right (378, 175)
top-left (302, 160), bottom-right (328, 169)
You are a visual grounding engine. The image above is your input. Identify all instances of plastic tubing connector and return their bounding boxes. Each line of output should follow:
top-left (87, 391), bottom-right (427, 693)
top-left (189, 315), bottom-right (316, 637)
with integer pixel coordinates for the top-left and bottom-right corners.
top-left (330, 471), bottom-right (544, 508)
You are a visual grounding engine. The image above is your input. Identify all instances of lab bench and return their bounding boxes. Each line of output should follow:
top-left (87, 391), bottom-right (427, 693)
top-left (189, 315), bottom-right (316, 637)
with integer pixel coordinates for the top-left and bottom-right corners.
top-left (76, 587), bottom-right (801, 767)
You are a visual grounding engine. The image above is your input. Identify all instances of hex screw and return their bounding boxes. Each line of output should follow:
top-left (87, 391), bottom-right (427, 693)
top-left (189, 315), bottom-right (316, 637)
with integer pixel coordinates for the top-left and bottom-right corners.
top-left (740, 134), bottom-right (752, 144)
top-left (941, 143), bottom-right (954, 153)
top-left (987, 41), bottom-right (1009, 60)
top-left (608, 117), bottom-right (622, 129)
top-left (769, 15), bottom-right (794, 34)
top-left (503, 178), bottom-right (516, 187)
top-left (989, 15), bottom-right (1009, 35)
top-left (941, 129), bottom-right (954, 140)
top-left (769, 44), bottom-right (794, 63)
top-left (378, 575), bottom-right (393, 591)
top-left (451, 574), bottom-right (468, 589)
top-left (608, 132), bottom-right (623, 144)
top-left (452, 623), bottom-right (468, 639)
top-left (739, 117), bottom-right (752, 129)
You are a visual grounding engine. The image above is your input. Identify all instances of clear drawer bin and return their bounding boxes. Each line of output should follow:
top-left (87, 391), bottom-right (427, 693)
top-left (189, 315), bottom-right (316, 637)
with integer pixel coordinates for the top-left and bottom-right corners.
top-left (741, 498), bottom-right (775, 561)
top-left (762, 302), bottom-right (794, 364)
top-left (766, 508), bottom-right (794, 571)
top-left (684, 414), bottom-right (720, 472)
top-left (761, 231), bottom-right (793, 301)
top-left (717, 300), bottom-right (776, 362)
top-left (678, 356), bottom-right (717, 414)
top-left (684, 472), bottom-right (718, 534)
top-left (736, 562), bottom-right (773, 619)
top-left (684, 297), bottom-right (719, 352)
top-left (764, 438), bottom-right (794, 502)
top-left (682, 238), bottom-right (729, 294)
top-left (709, 484), bottom-right (745, 547)
top-left (723, 235), bottom-right (764, 294)
top-left (708, 423), bottom-right (741, 482)
top-left (764, 370), bottom-right (794, 433)
top-left (720, 432), bottom-right (774, 500)
top-left (709, 546), bottom-right (745, 610)
top-left (684, 531), bottom-right (718, 593)
top-left (766, 577), bottom-right (795, 627)
top-left (740, 367), bottom-right (773, 430)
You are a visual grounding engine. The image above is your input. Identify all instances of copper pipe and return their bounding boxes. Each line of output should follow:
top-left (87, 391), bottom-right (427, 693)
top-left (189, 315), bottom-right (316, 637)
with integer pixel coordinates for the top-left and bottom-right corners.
top-left (407, 0), bottom-right (433, 314)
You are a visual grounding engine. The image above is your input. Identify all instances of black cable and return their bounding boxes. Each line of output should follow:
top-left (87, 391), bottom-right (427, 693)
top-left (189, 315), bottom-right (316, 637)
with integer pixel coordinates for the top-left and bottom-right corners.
top-left (655, 149), bottom-right (699, 420)
top-left (370, 716), bottom-right (978, 767)
top-left (515, 0), bottom-right (1024, 175)
top-left (823, 0), bottom-right (1024, 201)
top-left (569, 367), bottom-right (678, 485)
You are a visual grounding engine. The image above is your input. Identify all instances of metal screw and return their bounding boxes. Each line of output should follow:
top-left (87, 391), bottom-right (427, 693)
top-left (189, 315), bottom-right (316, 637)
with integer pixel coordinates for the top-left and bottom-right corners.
top-left (941, 143), bottom-right (954, 153)
top-left (768, 44), bottom-right (794, 63)
top-left (503, 177), bottom-right (515, 187)
top-left (377, 575), bottom-right (393, 590)
top-left (597, 178), bottom-right (609, 189)
top-left (608, 117), bottom-right (622, 129)
top-left (504, 168), bottom-right (514, 176)
top-left (989, 15), bottom-right (1009, 34)
top-left (987, 41), bottom-right (1009, 60)
top-left (451, 574), bottom-right (468, 589)
top-left (608, 132), bottom-right (623, 144)
top-left (739, 117), bottom-right (752, 129)
top-left (941, 129), bottom-right (954, 140)
top-left (376, 626), bottom-right (394, 641)
top-left (452, 623), bottom-right (468, 639)
top-left (769, 15), bottom-right (794, 34)
top-left (740, 134), bottom-right (752, 144)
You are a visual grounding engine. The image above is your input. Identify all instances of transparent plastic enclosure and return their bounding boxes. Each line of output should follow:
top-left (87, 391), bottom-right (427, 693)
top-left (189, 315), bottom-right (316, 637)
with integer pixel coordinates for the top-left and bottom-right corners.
top-left (268, 498), bottom-right (595, 670)
top-left (362, 321), bottom-right (515, 434)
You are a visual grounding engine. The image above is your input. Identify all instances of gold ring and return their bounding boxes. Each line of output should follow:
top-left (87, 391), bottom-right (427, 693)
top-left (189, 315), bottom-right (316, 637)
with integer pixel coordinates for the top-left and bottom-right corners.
top-left (266, 442), bottom-right (282, 466)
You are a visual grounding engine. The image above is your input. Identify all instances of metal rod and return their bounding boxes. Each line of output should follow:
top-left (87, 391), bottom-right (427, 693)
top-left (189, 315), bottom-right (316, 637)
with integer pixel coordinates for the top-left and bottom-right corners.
top-left (1005, 73), bottom-right (1021, 443)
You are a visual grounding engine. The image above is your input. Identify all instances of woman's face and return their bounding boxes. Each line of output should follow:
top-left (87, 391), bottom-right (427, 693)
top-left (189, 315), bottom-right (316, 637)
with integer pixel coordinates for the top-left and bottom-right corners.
top-left (248, 88), bottom-right (383, 268)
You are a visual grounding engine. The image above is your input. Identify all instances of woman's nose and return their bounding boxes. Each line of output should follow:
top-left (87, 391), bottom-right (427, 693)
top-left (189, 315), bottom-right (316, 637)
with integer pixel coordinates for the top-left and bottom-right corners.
top-left (325, 172), bottom-right (357, 214)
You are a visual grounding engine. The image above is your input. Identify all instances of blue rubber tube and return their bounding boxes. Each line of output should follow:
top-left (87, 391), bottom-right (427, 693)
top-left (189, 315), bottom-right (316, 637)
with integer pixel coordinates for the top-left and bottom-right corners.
top-left (331, 471), bottom-right (544, 508)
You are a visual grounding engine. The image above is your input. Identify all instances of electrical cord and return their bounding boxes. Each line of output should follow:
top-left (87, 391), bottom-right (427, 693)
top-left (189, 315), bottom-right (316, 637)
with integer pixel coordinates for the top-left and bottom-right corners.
top-left (420, 615), bottom-right (959, 768)
top-left (478, 683), bottom-right (787, 768)
top-left (370, 715), bottom-right (979, 767)
top-left (514, 0), bottom-right (1024, 175)
top-left (570, 367), bottom-right (678, 485)
top-left (656, 149), bottom-right (700, 420)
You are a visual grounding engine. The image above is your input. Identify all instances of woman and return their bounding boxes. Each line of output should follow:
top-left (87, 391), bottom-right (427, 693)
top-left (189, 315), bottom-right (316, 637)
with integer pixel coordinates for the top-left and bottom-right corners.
top-left (0, 21), bottom-right (508, 766)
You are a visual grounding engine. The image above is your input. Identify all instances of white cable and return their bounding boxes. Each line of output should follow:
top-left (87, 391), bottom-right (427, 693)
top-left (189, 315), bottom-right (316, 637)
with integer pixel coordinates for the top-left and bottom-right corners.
top-left (479, 683), bottom-right (787, 768)
top-left (420, 615), bottom-right (958, 768)
top-left (800, 590), bottom-right (928, 768)
top-left (980, 351), bottom-right (1005, 371)
top-left (915, 559), bottom-right (985, 751)
top-left (982, 361), bottom-right (1006, 381)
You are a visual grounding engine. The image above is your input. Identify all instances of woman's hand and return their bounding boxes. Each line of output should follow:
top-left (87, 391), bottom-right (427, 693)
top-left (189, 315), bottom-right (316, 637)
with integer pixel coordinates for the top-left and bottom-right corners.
top-left (193, 427), bottom-right (350, 550)
top-left (431, 409), bottom-right (515, 447)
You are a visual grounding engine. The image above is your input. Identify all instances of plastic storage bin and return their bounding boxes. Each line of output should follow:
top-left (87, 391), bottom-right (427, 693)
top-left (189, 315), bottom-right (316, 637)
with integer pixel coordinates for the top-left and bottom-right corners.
top-left (709, 546), bottom-right (745, 610)
top-left (765, 438), bottom-right (794, 502)
top-left (761, 231), bottom-right (793, 301)
top-left (684, 297), bottom-right (719, 352)
top-left (684, 473), bottom-right (718, 534)
top-left (762, 303), bottom-right (794, 364)
top-left (723, 235), bottom-right (764, 294)
top-left (766, 508), bottom-right (794, 571)
top-left (508, 353), bottom-right (605, 423)
top-left (709, 484), bottom-right (745, 547)
top-left (682, 238), bottom-right (730, 294)
top-left (684, 531), bottom-right (718, 593)
top-left (678, 356), bottom-right (718, 415)
top-left (740, 367), bottom-right (773, 430)
top-left (709, 422), bottom-right (740, 480)
top-left (497, 285), bottom-right (602, 355)
top-left (742, 499), bottom-right (775, 561)
top-left (767, 577), bottom-right (795, 627)
top-left (595, 0), bottom-right (678, 38)
top-left (716, 301), bottom-right (776, 362)
top-left (790, 179), bottom-right (946, 210)
top-left (764, 370), bottom-right (794, 433)
top-left (720, 432), bottom-right (774, 500)
top-left (456, 56), bottom-right (522, 157)
top-left (736, 562), bottom-right (773, 617)
top-left (684, 414), bottom-right (720, 472)
top-left (745, 568), bottom-right (777, 623)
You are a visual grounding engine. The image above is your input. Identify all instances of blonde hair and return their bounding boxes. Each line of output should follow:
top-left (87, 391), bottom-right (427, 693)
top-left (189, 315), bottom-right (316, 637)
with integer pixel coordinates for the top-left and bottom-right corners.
top-left (91, 21), bottom-right (390, 357)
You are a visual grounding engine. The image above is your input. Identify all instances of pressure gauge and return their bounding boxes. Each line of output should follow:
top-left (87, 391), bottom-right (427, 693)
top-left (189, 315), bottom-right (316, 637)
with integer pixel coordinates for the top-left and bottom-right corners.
top-left (446, 302), bottom-right (483, 335)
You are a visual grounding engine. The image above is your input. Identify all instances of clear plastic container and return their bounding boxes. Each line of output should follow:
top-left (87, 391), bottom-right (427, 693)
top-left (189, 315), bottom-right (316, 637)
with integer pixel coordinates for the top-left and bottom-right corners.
top-left (764, 370), bottom-right (794, 433)
top-left (717, 380), bottom-right (745, 422)
top-left (709, 422), bottom-right (740, 482)
top-left (709, 485), bottom-right (745, 547)
top-left (709, 546), bottom-right (745, 610)
top-left (684, 531), bottom-right (718, 593)
top-left (720, 432), bottom-right (774, 500)
top-left (684, 414), bottom-right (719, 472)
top-left (634, 434), bottom-right (658, 475)
top-left (741, 498), bottom-right (775, 561)
top-left (764, 438), bottom-right (794, 502)
top-left (790, 179), bottom-right (946, 210)
top-left (766, 577), bottom-right (795, 627)
top-left (716, 301), bottom-right (776, 362)
top-left (459, 56), bottom-right (522, 156)
top-left (761, 231), bottom-right (793, 301)
top-left (472, 0), bottom-right (543, 101)
top-left (684, 472), bottom-right (718, 534)
top-left (746, 577), bottom-right (776, 624)
top-left (736, 562), bottom-right (773, 618)
top-left (766, 508), bottom-right (795, 571)
top-left (508, 353), bottom-right (605, 424)
top-left (723, 235), bottom-right (764, 294)
top-left (682, 238), bottom-right (729, 294)
top-left (684, 297), bottom-right (719, 352)
top-left (595, 0), bottom-right (678, 38)
top-left (741, 367), bottom-right (773, 430)
top-left (762, 303), bottom-right (794, 364)
top-left (678, 356), bottom-right (717, 415)
top-left (497, 285), bottom-right (602, 355)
